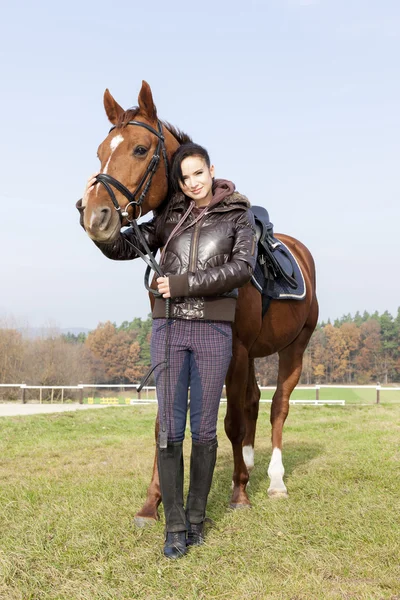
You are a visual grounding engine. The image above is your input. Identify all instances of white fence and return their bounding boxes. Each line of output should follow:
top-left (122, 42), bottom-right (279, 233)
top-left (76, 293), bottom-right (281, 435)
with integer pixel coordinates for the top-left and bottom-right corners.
top-left (1, 383), bottom-right (400, 405)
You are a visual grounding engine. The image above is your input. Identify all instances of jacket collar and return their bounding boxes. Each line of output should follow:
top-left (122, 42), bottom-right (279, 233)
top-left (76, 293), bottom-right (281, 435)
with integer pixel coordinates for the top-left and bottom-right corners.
top-left (169, 188), bottom-right (251, 212)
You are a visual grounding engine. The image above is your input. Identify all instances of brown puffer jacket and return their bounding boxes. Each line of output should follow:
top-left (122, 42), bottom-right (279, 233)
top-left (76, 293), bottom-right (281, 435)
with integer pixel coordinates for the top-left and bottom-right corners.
top-left (89, 180), bottom-right (257, 322)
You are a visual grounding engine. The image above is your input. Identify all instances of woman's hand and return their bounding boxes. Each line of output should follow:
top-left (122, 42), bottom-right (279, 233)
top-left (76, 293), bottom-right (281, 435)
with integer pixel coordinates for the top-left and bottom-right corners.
top-left (157, 277), bottom-right (171, 298)
top-left (82, 172), bottom-right (99, 205)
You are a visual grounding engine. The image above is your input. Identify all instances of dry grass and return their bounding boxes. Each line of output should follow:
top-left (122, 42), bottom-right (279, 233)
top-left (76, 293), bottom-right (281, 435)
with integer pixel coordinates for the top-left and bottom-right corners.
top-left (0, 404), bottom-right (399, 599)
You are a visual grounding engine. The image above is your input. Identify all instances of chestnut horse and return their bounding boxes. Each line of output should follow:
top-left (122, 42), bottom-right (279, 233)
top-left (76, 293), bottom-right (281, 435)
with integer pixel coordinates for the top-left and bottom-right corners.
top-left (81, 81), bottom-right (318, 523)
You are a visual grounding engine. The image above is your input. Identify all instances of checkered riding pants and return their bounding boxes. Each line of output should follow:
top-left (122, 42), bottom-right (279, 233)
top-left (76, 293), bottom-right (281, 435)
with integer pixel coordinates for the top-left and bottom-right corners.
top-left (151, 318), bottom-right (232, 443)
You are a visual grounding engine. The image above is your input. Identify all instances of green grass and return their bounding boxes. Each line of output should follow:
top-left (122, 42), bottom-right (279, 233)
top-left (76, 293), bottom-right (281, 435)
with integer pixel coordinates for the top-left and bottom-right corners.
top-left (259, 386), bottom-right (400, 404)
top-left (0, 404), bottom-right (400, 599)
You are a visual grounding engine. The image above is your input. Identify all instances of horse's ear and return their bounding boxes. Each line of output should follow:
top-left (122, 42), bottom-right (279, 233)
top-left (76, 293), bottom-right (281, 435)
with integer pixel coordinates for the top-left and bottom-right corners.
top-left (103, 89), bottom-right (124, 125)
top-left (138, 80), bottom-right (157, 121)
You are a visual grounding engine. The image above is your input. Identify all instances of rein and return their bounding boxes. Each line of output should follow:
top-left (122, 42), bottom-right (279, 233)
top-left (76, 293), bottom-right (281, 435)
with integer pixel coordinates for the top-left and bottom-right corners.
top-left (94, 118), bottom-right (172, 448)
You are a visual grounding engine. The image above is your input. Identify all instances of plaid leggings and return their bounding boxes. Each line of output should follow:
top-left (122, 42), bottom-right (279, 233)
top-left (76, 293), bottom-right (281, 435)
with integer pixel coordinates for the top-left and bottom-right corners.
top-left (151, 318), bottom-right (232, 443)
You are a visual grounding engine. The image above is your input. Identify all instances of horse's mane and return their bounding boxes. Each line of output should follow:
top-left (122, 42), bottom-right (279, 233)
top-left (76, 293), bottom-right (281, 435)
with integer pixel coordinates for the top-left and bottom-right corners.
top-left (116, 107), bottom-right (192, 145)
top-left (162, 121), bottom-right (192, 145)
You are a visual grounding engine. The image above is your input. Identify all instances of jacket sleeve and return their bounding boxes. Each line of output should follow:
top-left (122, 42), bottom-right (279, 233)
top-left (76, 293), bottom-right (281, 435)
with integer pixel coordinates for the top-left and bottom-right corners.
top-left (76, 199), bottom-right (162, 261)
top-left (168, 209), bottom-right (257, 298)
top-left (94, 218), bottom-right (161, 261)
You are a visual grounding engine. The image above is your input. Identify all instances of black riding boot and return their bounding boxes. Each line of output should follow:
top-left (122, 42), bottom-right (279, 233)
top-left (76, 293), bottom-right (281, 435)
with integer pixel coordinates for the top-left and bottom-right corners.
top-left (186, 438), bottom-right (218, 547)
top-left (157, 442), bottom-right (187, 559)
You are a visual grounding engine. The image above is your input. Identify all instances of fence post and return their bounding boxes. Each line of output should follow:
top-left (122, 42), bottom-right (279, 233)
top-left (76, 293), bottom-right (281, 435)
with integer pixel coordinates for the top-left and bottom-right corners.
top-left (20, 383), bottom-right (27, 404)
top-left (315, 384), bottom-right (320, 402)
top-left (376, 383), bottom-right (381, 404)
top-left (78, 383), bottom-right (84, 404)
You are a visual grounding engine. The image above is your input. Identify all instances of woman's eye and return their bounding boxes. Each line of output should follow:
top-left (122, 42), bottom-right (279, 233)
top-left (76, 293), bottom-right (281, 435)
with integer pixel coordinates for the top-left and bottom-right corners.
top-left (133, 146), bottom-right (148, 156)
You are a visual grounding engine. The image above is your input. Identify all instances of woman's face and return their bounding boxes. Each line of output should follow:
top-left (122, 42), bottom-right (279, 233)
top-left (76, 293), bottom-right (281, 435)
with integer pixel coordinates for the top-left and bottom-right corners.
top-left (179, 156), bottom-right (215, 205)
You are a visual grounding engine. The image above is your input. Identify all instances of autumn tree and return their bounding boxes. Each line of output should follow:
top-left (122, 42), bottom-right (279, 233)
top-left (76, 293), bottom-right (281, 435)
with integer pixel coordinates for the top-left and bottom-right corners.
top-left (86, 321), bottom-right (147, 383)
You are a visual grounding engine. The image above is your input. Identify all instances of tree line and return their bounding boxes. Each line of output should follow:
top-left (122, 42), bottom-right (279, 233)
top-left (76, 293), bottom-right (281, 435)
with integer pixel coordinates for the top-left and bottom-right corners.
top-left (1, 308), bottom-right (399, 396)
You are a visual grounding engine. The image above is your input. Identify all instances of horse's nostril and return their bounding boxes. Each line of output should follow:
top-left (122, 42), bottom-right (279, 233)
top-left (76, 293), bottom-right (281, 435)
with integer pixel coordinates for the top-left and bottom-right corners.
top-left (99, 207), bottom-right (111, 229)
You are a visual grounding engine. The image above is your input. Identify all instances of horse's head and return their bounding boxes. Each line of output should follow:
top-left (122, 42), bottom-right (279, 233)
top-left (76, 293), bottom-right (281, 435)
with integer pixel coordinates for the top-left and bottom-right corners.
top-left (81, 81), bottom-right (182, 243)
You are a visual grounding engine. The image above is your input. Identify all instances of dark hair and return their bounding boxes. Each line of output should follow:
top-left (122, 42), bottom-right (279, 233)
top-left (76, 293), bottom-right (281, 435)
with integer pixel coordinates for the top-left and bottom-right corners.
top-left (170, 143), bottom-right (211, 193)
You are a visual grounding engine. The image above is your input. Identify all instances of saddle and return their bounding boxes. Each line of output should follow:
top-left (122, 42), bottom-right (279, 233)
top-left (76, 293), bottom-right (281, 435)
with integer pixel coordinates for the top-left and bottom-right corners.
top-left (250, 206), bottom-right (305, 316)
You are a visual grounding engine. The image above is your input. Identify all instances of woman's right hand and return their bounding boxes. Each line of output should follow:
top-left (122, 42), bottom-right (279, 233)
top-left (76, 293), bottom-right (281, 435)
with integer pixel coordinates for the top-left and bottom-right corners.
top-left (82, 172), bottom-right (99, 204)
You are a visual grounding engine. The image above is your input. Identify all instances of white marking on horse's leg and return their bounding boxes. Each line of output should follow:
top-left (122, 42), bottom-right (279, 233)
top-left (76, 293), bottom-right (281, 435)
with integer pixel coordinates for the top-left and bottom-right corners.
top-left (96, 134), bottom-right (124, 195)
top-left (267, 448), bottom-right (288, 497)
top-left (242, 445), bottom-right (254, 470)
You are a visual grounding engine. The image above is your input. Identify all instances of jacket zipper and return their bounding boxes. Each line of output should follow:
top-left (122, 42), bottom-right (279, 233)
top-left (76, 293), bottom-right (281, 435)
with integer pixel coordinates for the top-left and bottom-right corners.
top-left (189, 220), bottom-right (202, 272)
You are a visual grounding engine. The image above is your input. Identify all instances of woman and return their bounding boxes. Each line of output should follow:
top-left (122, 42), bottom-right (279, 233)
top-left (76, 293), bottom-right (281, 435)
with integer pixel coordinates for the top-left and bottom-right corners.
top-left (81, 143), bottom-right (257, 559)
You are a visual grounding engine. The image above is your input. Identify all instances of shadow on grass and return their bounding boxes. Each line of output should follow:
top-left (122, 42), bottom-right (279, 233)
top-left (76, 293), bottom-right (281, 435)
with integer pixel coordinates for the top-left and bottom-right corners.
top-left (207, 441), bottom-right (323, 524)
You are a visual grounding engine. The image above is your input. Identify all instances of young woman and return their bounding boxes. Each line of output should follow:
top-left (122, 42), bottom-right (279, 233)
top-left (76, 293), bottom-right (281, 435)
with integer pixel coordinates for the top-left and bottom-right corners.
top-left (81, 143), bottom-right (257, 559)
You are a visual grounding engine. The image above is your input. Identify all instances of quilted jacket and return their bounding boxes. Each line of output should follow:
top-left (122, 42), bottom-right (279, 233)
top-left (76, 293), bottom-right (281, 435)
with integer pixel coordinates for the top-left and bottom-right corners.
top-left (83, 180), bottom-right (257, 322)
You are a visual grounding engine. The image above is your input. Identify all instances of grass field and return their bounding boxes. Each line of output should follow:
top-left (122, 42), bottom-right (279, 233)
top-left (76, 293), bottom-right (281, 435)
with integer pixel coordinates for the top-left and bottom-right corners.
top-left (0, 403), bottom-right (399, 599)
top-left (259, 387), bottom-right (400, 405)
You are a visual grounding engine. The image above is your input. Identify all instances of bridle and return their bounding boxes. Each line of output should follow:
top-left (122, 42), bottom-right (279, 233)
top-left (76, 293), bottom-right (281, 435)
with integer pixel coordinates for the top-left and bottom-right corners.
top-left (95, 119), bottom-right (169, 222)
top-left (92, 119), bottom-right (171, 288)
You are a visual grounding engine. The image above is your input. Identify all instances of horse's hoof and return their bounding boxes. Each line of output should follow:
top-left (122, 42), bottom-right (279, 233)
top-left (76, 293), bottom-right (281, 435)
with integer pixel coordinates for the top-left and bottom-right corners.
top-left (229, 502), bottom-right (252, 510)
top-left (133, 515), bottom-right (158, 528)
top-left (268, 489), bottom-right (289, 499)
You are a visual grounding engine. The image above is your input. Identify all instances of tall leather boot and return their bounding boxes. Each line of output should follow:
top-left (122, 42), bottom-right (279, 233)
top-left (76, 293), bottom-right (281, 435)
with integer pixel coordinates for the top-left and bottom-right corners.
top-left (157, 442), bottom-right (187, 559)
top-left (185, 438), bottom-right (218, 547)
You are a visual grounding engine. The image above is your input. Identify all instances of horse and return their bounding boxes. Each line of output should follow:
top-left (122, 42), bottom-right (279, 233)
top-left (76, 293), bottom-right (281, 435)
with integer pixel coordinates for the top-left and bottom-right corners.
top-left (80, 81), bottom-right (319, 524)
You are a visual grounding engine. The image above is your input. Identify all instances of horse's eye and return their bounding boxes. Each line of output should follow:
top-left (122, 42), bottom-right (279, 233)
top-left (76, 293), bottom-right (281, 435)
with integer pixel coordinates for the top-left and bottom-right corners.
top-left (134, 146), bottom-right (148, 156)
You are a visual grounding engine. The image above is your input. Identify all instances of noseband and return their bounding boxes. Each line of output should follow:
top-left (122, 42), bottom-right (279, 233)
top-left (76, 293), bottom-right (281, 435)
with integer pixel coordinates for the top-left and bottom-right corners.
top-left (95, 120), bottom-right (169, 222)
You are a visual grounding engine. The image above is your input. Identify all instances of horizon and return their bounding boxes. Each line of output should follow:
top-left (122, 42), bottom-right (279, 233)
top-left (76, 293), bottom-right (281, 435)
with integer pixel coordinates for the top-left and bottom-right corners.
top-left (2, 304), bottom-right (398, 338)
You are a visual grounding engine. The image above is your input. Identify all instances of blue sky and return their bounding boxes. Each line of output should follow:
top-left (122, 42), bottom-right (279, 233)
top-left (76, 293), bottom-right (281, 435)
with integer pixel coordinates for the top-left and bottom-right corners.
top-left (0, 0), bottom-right (399, 329)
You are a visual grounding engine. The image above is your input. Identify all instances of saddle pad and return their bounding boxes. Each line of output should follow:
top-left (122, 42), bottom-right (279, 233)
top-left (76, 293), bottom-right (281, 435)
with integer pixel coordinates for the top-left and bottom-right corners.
top-left (251, 239), bottom-right (306, 301)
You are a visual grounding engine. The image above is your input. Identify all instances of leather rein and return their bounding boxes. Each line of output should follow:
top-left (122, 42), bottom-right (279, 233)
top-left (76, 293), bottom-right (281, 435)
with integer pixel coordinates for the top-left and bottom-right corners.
top-left (94, 119), bottom-right (173, 447)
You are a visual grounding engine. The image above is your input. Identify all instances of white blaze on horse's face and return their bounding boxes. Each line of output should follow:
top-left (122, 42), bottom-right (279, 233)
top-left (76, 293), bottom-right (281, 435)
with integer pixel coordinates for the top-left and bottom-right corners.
top-left (108, 134), bottom-right (124, 165)
top-left (96, 134), bottom-right (125, 196)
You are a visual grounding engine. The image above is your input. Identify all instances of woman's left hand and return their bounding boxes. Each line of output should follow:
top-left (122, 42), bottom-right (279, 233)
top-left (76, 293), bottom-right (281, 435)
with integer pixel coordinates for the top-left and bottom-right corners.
top-left (157, 277), bottom-right (171, 298)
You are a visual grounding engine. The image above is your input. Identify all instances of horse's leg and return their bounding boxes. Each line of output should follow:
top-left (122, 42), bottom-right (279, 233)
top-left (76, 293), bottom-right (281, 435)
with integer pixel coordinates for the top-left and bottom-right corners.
top-left (242, 359), bottom-right (260, 472)
top-left (268, 321), bottom-right (315, 498)
top-left (134, 416), bottom-right (162, 526)
top-left (225, 339), bottom-right (251, 508)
